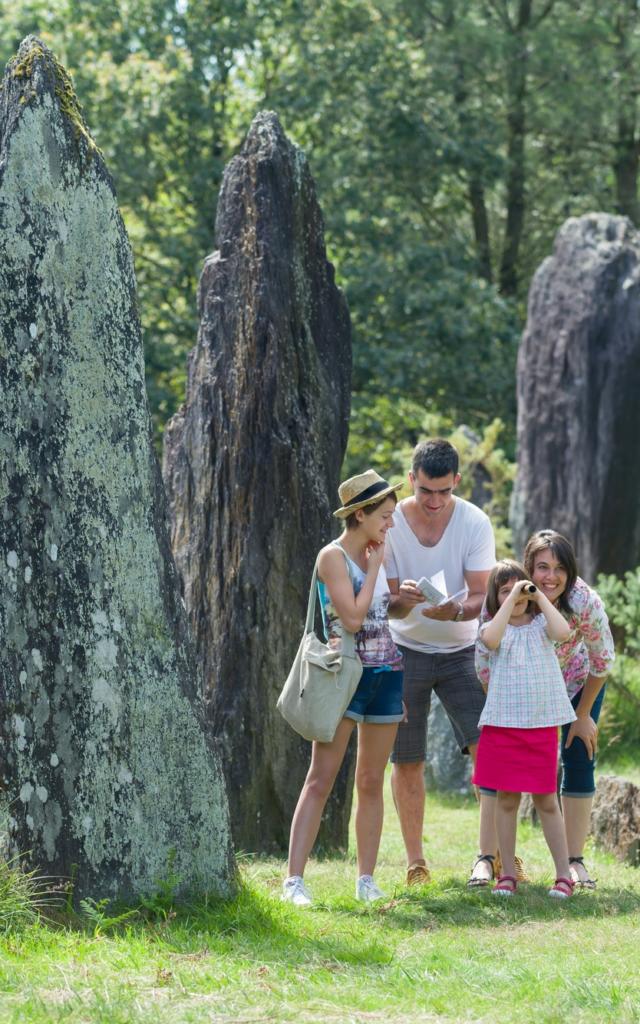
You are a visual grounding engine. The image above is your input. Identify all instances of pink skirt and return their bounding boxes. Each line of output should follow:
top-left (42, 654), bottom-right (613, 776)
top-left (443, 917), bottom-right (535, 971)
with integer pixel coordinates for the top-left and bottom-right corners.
top-left (472, 725), bottom-right (559, 793)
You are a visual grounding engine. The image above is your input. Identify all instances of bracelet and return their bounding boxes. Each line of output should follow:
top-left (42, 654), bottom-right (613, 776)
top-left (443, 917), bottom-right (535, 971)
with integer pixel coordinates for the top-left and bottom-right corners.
top-left (453, 601), bottom-right (464, 622)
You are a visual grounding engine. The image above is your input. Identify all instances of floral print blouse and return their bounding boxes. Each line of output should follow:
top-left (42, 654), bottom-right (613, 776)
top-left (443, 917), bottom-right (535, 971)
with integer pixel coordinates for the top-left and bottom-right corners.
top-left (476, 577), bottom-right (615, 700)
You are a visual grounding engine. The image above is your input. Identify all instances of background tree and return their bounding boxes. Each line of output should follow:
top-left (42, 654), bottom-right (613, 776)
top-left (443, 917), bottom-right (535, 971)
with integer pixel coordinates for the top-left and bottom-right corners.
top-left (3, 0), bottom-right (640, 461)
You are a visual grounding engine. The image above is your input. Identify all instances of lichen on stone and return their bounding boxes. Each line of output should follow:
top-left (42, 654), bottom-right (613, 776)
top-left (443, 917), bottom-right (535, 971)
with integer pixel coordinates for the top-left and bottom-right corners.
top-left (9, 37), bottom-right (100, 163)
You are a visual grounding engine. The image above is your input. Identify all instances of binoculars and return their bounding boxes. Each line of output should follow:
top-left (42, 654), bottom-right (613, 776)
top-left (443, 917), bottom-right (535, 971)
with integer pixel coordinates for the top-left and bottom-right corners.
top-left (522, 583), bottom-right (537, 594)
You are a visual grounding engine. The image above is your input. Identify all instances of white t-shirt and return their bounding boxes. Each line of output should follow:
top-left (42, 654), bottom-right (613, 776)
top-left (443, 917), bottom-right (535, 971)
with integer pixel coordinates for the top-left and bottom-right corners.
top-left (384, 497), bottom-right (496, 654)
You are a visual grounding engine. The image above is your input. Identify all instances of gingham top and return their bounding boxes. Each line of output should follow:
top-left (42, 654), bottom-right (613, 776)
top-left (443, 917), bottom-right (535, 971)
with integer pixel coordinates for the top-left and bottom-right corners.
top-left (476, 614), bottom-right (577, 729)
top-left (476, 578), bottom-right (614, 700)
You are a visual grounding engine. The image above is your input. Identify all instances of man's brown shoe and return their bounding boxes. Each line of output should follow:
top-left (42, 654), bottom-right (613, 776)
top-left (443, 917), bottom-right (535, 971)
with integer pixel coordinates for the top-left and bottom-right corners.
top-left (406, 860), bottom-right (431, 886)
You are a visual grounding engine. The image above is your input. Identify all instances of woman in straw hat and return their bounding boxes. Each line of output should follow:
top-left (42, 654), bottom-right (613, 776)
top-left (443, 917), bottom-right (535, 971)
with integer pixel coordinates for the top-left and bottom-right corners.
top-left (282, 470), bottom-right (406, 907)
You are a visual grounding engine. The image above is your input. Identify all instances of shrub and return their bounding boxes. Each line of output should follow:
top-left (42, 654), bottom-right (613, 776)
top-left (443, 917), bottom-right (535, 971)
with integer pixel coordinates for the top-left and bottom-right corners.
top-left (595, 568), bottom-right (640, 763)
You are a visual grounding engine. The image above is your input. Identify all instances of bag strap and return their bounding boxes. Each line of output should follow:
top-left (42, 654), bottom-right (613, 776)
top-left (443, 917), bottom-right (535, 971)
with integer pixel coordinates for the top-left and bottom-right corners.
top-left (305, 544), bottom-right (357, 657)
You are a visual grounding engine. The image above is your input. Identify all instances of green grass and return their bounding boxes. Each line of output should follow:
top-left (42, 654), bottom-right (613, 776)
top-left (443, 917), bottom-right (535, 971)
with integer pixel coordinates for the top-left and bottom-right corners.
top-left (1, 778), bottom-right (640, 1023)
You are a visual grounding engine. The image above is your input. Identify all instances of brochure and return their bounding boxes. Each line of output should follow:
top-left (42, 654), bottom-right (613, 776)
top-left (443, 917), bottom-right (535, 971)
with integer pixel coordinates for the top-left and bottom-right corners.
top-left (416, 571), bottom-right (468, 608)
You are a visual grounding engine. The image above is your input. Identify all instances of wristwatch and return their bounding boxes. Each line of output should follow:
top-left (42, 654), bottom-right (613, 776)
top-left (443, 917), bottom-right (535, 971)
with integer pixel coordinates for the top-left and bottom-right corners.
top-left (453, 602), bottom-right (464, 622)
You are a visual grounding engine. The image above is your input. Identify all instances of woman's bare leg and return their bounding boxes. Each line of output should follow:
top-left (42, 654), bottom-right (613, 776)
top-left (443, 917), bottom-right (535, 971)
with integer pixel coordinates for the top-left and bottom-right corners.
top-left (562, 795), bottom-right (594, 883)
top-left (354, 722), bottom-right (398, 876)
top-left (287, 717), bottom-right (356, 877)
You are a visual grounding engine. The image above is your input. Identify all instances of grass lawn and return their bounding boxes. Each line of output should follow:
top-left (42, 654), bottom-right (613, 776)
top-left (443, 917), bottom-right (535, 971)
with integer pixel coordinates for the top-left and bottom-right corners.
top-left (1, 774), bottom-right (639, 1024)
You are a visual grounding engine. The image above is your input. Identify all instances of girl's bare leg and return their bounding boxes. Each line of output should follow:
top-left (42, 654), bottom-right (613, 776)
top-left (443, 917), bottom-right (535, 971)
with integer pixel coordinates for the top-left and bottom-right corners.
top-left (354, 722), bottom-right (399, 876)
top-left (287, 717), bottom-right (356, 877)
top-left (495, 791), bottom-right (521, 879)
top-left (533, 792), bottom-right (571, 879)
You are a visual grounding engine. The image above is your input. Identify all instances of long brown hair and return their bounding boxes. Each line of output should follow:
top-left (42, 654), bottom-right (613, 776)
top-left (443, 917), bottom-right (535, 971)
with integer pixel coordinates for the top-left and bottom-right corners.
top-left (485, 559), bottom-right (533, 618)
top-left (523, 530), bottom-right (577, 616)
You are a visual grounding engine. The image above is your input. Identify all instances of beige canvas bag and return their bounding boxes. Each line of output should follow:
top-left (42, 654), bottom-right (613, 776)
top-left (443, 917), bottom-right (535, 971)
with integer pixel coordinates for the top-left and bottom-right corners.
top-left (277, 547), bottom-right (362, 743)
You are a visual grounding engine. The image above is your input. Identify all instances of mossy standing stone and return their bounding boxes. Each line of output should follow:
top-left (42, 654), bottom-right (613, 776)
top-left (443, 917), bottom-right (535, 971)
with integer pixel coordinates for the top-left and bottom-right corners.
top-left (0, 38), bottom-right (234, 900)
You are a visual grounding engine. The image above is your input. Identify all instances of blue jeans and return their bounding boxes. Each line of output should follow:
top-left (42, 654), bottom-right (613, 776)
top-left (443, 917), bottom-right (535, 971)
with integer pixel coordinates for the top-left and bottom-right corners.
top-left (560, 685), bottom-right (606, 797)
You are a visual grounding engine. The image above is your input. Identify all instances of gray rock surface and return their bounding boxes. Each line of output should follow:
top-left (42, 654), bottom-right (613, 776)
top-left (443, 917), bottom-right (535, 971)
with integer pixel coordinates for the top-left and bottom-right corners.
top-left (424, 696), bottom-right (472, 794)
top-left (0, 38), bottom-right (234, 900)
top-left (163, 112), bottom-right (352, 851)
top-left (512, 213), bottom-right (640, 579)
top-left (590, 774), bottom-right (640, 866)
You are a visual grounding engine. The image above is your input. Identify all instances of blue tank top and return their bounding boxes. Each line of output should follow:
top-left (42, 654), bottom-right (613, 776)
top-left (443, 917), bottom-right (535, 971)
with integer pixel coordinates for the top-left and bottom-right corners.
top-left (318, 543), bottom-right (402, 669)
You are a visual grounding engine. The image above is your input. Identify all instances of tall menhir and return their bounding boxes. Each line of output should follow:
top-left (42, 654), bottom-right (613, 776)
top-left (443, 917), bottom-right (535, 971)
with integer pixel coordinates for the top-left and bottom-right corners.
top-left (163, 112), bottom-right (353, 851)
top-left (0, 38), bottom-right (234, 900)
top-left (512, 213), bottom-right (640, 579)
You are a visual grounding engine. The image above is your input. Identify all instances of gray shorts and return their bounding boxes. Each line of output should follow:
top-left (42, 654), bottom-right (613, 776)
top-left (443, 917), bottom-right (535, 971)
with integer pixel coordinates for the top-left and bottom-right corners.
top-left (391, 644), bottom-right (485, 763)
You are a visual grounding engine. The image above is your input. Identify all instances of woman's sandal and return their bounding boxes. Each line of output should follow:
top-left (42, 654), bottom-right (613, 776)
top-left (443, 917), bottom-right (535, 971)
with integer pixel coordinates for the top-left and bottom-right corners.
top-left (548, 876), bottom-right (575, 899)
top-left (492, 874), bottom-right (517, 897)
top-left (569, 856), bottom-right (597, 890)
top-left (467, 853), bottom-right (495, 889)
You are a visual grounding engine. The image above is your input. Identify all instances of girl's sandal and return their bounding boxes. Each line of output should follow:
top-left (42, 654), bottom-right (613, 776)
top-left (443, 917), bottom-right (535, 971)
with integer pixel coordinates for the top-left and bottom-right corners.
top-left (467, 853), bottom-right (495, 889)
top-left (548, 877), bottom-right (574, 900)
top-left (569, 856), bottom-right (597, 890)
top-left (492, 874), bottom-right (517, 897)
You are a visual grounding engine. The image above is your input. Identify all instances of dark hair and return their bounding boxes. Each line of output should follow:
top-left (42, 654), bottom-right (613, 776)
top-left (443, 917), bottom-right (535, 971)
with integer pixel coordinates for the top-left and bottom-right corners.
top-left (345, 491), bottom-right (398, 530)
top-left (485, 558), bottom-right (533, 618)
top-left (412, 438), bottom-right (459, 479)
top-left (523, 530), bottom-right (577, 616)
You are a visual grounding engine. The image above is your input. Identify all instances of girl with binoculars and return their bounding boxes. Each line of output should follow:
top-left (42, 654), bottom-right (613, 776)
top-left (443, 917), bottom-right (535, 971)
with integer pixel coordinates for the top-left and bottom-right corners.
top-left (471, 559), bottom-right (577, 898)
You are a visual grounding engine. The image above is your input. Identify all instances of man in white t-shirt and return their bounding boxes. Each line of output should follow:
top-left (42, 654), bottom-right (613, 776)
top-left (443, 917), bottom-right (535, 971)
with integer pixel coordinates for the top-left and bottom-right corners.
top-left (386, 438), bottom-right (497, 887)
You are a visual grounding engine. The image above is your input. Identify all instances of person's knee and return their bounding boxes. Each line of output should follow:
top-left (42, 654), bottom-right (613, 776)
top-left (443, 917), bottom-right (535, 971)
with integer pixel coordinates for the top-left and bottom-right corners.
top-left (304, 771), bottom-right (334, 803)
top-left (561, 749), bottom-right (595, 795)
top-left (497, 791), bottom-right (520, 813)
top-left (392, 761), bottom-right (424, 788)
top-left (532, 792), bottom-right (560, 815)
top-left (356, 767), bottom-right (385, 801)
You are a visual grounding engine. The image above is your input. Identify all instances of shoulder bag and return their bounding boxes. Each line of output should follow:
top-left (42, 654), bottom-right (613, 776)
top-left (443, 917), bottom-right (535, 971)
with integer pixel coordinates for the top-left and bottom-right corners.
top-left (277, 546), bottom-right (363, 743)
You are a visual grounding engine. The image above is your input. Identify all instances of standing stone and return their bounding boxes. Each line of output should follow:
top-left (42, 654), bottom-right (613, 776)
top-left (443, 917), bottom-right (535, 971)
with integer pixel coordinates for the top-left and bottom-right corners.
top-left (590, 775), bottom-right (640, 866)
top-left (163, 112), bottom-right (352, 852)
top-left (424, 696), bottom-right (472, 795)
top-left (0, 38), bottom-right (234, 900)
top-left (512, 214), bottom-right (640, 579)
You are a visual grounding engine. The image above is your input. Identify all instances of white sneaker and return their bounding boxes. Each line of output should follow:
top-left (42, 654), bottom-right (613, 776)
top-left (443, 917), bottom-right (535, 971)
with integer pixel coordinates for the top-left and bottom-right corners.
top-left (356, 874), bottom-right (386, 903)
top-left (281, 875), bottom-right (312, 907)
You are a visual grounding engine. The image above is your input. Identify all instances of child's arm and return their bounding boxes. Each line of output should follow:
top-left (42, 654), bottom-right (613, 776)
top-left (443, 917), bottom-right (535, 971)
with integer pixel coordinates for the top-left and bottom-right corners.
top-left (530, 588), bottom-right (571, 641)
top-left (481, 580), bottom-right (531, 649)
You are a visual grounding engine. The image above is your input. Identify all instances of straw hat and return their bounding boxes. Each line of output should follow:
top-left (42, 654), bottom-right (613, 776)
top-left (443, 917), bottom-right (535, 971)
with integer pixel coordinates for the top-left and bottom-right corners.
top-left (333, 469), bottom-right (402, 519)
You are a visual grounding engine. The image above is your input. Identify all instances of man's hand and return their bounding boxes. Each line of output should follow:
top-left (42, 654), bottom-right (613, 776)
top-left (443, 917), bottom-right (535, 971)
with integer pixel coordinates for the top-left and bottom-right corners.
top-left (565, 716), bottom-right (598, 759)
top-left (398, 579), bottom-right (427, 607)
top-left (422, 598), bottom-right (458, 621)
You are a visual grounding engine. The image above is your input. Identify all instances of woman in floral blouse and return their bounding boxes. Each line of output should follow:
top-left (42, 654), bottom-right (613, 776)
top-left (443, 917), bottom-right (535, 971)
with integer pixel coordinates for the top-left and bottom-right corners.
top-left (476, 530), bottom-right (614, 888)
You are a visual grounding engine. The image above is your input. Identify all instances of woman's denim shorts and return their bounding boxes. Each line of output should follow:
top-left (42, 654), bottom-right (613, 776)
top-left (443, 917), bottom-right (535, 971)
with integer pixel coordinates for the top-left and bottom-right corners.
top-left (344, 666), bottom-right (404, 724)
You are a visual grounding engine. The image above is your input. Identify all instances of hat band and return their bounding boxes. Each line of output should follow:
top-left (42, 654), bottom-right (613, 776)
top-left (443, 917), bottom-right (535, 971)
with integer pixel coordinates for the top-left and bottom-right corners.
top-left (344, 479), bottom-right (390, 508)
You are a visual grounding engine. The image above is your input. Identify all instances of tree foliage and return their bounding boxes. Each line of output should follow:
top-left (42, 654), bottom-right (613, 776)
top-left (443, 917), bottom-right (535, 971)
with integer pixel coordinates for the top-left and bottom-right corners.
top-left (2, 1), bottom-right (640, 455)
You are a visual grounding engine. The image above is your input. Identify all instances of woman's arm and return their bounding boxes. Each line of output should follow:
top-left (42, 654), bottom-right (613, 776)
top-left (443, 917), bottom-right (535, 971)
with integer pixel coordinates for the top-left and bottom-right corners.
top-left (578, 584), bottom-right (615, 677)
top-left (565, 674), bottom-right (605, 758)
top-left (318, 543), bottom-right (384, 633)
top-left (564, 584), bottom-right (614, 757)
top-left (475, 620), bottom-right (492, 693)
